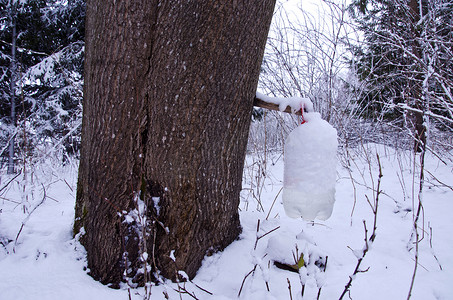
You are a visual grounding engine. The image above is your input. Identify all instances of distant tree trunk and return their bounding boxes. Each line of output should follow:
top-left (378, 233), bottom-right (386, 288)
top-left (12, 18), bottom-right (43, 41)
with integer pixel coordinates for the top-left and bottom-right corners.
top-left (75, 0), bottom-right (276, 285)
top-left (7, 5), bottom-right (17, 175)
top-left (408, 0), bottom-right (426, 152)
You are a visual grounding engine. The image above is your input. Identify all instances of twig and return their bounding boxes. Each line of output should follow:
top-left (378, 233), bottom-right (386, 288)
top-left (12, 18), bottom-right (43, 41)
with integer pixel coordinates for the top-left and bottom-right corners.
top-left (0, 39), bottom-right (49, 56)
top-left (287, 278), bottom-right (293, 300)
top-left (238, 265), bottom-right (257, 297)
top-left (13, 224), bottom-right (25, 253)
top-left (14, 183), bottom-right (47, 252)
top-left (424, 168), bottom-right (453, 192)
top-left (407, 141), bottom-right (426, 300)
top-left (266, 186), bottom-right (283, 220)
top-left (44, 120), bottom-right (82, 157)
top-left (339, 155), bottom-right (382, 300)
top-left (192, 282), bottom-right (213, 296)
top-left (0, 196), bottom-right (20, 204)
top-left (428, 224), bottom-right (442, 271)
top-left (347, 165), bottom-right (358, 221)
top-left (45, 195), bottom-right (59, 203)
top-left (63, 179), bottom-right (74, 192)
top-left (317, 256), bottom-right (328, 300)
top-left (0, 170), bottom-right (22, 194)
top-left (254, 226), bottom-right (280, 250)
top-left (174, 283), bottom-right (199, 300)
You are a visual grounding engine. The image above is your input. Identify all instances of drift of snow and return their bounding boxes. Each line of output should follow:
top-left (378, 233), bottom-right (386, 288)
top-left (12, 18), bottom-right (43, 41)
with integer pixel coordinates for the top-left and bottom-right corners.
top-left (266, 232), bottom-right (302, 265)
top-left (1, 144), bottom-right (452, 299)
top-left (283, 112), bottom-right (338, 220)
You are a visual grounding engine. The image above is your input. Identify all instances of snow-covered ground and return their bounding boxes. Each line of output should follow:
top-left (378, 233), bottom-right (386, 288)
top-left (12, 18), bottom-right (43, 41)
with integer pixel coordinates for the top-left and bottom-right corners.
top-left (1, 144), bottom-right (452, 299)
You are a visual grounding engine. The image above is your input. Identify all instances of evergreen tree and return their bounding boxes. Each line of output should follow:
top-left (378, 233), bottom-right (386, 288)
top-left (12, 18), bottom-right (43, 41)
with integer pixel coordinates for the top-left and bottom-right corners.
top-left (0, 0), bottom-right (85, 167)
top-left (349, 0), bottom-right (453, 147)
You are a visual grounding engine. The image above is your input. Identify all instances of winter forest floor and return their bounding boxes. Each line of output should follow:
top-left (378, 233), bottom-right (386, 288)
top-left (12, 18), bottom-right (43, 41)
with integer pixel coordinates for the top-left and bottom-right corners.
top-left (0, 143), bottom-right (452, 300)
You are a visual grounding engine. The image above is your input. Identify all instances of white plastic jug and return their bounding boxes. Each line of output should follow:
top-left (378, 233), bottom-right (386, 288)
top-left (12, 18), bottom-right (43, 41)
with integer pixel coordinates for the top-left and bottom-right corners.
top-left (282, 112), bottom-right (338, 221)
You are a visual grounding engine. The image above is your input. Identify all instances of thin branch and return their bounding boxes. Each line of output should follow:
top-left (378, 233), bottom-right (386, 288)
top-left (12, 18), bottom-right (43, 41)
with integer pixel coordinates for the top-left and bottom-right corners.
top-left (266, 186), bottom-right (283, 220)
top-left (192, 282), bottom-right (213, 296)
top-left (0, 170), bottom-right (22, 194)
top-left (339, 155), bottom-right (382, 300)
top-left (0, 39), bottom-right (49, 56)
top-left (424, 169), bottom-right (453, 192)
top-left (14, 183), bottom-right (47, 252)
top-left (254, 226), bottom-right (281, 250)
top-left (287, 278), bottom-right (293, 300)
top-left (407, 141), bottom-right (427, 299)
top-left (238, 265), bottom-right (257, 297)
top-left (395, 103), bottom-right (453, 124)
top-left (173, 284), bottom-right (199, 300)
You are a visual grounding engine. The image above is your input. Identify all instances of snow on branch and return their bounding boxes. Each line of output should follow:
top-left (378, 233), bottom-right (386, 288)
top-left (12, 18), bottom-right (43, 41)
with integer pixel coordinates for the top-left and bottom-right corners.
top-left (254, 92), bottom-right (314, 116)
top-left (396, 103), bottom-right (453, 124)
top-left (0, 39), bottom-right (49, 56)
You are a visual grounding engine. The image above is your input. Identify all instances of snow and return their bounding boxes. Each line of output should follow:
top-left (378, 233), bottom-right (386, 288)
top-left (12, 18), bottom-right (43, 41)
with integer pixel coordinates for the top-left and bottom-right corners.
top-left (283, 112), bottom-right (338, 220)
top-left (169, 250), bottom-right (176, 261)
top-left (256, 91), bottom-right (314, 113)
top-left (1, 144), bottom-right (452, 299)
top-left (152, 196), bottom-right (161, 216)
top-left (266, 232), bottom-right (302, 265)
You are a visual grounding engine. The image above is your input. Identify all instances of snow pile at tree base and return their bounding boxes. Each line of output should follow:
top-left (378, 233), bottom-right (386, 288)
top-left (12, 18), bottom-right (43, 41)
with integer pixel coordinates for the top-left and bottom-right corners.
top-left (283, 112), bottom-right (338, 220)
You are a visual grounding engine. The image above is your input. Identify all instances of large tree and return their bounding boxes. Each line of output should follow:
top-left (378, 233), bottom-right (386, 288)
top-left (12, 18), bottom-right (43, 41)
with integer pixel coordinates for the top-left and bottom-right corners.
top-left (74, 0), bottom-right (276, 285)
top-left (349, 0), bottom-right (453, 150)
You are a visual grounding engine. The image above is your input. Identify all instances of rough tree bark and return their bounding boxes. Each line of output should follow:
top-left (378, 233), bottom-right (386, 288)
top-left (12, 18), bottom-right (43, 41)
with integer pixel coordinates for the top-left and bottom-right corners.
top-left (74, 0), bottom-right (276, 285)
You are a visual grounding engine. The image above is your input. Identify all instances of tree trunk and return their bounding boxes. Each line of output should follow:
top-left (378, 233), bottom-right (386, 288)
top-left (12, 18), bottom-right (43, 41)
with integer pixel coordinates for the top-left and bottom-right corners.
top-left (75, 0), bottom-right (275, 285)
top-left (7, 5), bottom-right (17, 175)
top-left (408, 0), bottom-right (427, 152)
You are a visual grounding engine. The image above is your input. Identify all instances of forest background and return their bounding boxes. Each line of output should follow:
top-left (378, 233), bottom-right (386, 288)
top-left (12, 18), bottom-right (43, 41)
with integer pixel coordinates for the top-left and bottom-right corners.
top-left (0, 0), bottom-right (452, 299)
